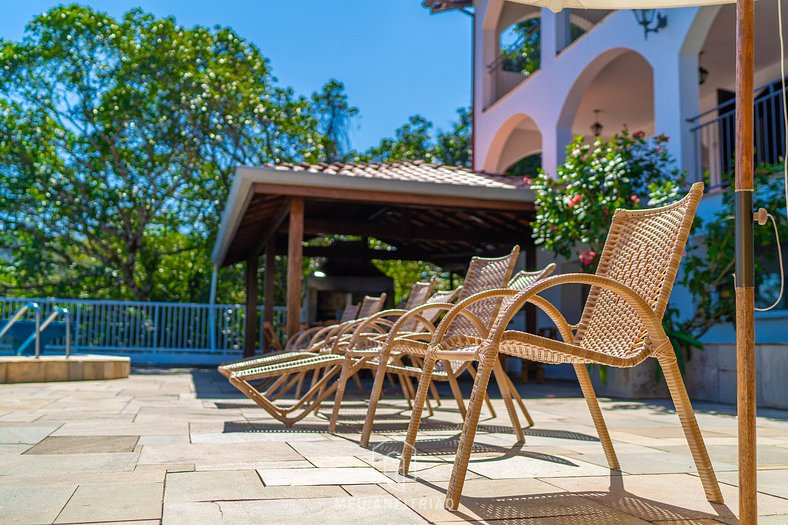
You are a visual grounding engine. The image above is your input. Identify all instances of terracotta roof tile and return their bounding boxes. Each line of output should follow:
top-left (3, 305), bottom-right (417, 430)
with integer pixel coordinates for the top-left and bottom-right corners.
top-left (266, 160), bottom-right (529, 190)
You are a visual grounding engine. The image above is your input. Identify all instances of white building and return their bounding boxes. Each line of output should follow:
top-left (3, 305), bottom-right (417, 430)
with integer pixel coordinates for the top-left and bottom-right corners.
top-left (429, 0), bottom-right (788, 405)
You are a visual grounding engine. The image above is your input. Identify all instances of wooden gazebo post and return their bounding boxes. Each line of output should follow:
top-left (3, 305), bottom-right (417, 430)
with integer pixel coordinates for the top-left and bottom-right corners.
top-left (286, 197), bottom-right (304, 338)
top-left (243, 255), bottom-right (258, 358)
top-left (263, 239), bottom-right (277, 351)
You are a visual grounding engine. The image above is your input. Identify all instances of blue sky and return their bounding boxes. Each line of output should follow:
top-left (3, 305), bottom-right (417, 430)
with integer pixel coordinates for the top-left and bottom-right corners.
top-left (1, 0), bottom-right (472, 151)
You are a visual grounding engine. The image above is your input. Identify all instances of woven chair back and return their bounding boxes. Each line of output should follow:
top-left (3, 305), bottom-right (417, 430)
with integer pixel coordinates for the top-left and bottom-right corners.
top-left (574, 183), bottom-right (704, 360)
top-left (444, 246), bottom-right (520, 338)
top-left (358, 294), bottom-right (387, 319)
top-left (398, 278), bottom-right (438, 332)
top-left (338, 303), bottom-right (360, 323)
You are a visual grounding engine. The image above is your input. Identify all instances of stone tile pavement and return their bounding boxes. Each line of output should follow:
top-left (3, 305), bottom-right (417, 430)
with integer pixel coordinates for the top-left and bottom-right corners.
top-left (0, 367), bottom-right (787, 524)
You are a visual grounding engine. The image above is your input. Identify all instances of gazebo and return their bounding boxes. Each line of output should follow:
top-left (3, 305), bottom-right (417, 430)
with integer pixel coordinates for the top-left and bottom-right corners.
top-left (211, 161), bottom-right (537, 356)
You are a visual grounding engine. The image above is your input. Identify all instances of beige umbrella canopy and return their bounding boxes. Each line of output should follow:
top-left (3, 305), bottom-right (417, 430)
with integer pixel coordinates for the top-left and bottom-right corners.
top-left (447, 0), bottom-right (758, 522)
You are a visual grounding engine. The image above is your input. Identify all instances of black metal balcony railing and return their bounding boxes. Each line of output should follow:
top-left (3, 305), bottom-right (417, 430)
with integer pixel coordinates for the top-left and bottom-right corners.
top-left (688, 80), bottom-right (786, 190)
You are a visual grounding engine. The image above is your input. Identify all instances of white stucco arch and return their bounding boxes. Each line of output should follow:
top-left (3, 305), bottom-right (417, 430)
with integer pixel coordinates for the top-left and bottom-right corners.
top-left (482, 113), bottom-right (543, 174)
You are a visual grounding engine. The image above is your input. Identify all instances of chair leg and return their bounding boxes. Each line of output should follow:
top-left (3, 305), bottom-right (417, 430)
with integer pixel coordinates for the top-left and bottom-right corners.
top-left (468, 365), bottom-right (497, 418)
top-left (506, 372), bottom-right (534, 427)
top-left (659, 355), bottom-right (724, 503)
top-left (352, 372), bottom-right (364, 393)
top-left (328, 358), bottom-right (352, 433)
top-left (399, 354), bottom-right (436, 475)
top-left (294, 371), bottom-right (306, 399)
top-left (445, 362), bottom-right (467, 418)
top-left (360, 358), bottom-right (389, 448)
top-left (573, 363), bottom-right (619, 470)
top-left (429, 381), bottom-right (442, 407)
top-left (445, 356), bottom-right (496, 511)
top-left (492, 360), bottom-right (523, 443)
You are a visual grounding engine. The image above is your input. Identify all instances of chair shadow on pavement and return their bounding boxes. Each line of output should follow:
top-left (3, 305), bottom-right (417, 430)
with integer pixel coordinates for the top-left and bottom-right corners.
top-left (410, 473), bottom-right (737, 524)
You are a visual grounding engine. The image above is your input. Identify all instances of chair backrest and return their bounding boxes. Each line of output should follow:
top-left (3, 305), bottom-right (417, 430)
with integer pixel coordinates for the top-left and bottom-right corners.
top-left (338, 303), bottom-right (360, 323)
top-left (444, 246), bottom-right (520, 338)
top-left (403, 278), bottom-right (437, 311)
top-left (404, 286), bottom-right (462, 333)
top-left (575, 183), bottom-right (704, 359)
top-left (357, 294), bottom-right (387, 319)
top-left (508, 266), bottom-right (557, 292)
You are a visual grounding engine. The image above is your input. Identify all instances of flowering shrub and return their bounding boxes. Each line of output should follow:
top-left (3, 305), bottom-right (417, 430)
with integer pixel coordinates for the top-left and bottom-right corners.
top-left (530, 129), bottom-right (684, 273)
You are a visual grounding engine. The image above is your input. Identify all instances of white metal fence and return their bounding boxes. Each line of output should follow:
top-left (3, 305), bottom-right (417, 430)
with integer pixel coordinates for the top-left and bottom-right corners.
top-left (0, 296), bottom-right (287, 364)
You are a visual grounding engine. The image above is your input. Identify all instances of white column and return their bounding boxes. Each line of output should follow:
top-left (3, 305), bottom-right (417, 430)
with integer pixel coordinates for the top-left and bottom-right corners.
top-left (541, 125), bottom-right (573, 177)
top-left (652, 52), bottom-right (700, 176)
top-left (540, 8), bottom-right (571, 66)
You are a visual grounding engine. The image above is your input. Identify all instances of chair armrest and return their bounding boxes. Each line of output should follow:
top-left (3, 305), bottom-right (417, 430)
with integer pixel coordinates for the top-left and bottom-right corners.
top-left (489, 273), bottom-right (668, 350)
top-left (346, 309), bottom-right (410, 348)
top-left (383, 302), bottom-right (457, 346)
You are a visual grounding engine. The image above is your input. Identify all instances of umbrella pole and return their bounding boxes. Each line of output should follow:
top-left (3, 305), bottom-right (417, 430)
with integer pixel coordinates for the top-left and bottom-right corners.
top-left (735, 0), bottom-right (756, 522)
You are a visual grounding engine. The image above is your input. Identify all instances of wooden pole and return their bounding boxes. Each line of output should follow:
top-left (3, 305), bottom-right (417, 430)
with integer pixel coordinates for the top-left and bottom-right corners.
top-left (286, 197), bottom-right (304, 339)
top-left (244, 255), bottom-right (259, 358)
top-left (263, 239), bottom-right (276, 351)
top-left (735, 0), bottom-right (756, 521)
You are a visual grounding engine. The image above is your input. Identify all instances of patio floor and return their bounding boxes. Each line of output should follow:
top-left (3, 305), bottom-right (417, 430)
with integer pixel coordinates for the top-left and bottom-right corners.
top-left (1, 368), bottom-right (787, 524)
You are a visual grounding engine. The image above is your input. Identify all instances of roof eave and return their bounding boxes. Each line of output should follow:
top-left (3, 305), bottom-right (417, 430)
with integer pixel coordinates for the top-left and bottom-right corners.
top-left (211, 165), bottom-right (534, 267)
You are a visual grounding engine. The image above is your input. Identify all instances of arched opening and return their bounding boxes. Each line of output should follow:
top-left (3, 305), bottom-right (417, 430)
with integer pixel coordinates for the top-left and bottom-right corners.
top-left (483, 113), bottom-right (543, 175)
top-left (560, 49), bottom-right (655, 142)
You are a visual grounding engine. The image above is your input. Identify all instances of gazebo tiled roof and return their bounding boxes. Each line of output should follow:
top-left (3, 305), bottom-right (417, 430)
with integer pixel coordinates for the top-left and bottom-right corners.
top-left (268, 161), bottom-right (529, 190)
top-left (212, 161), bottom-right (535, 269)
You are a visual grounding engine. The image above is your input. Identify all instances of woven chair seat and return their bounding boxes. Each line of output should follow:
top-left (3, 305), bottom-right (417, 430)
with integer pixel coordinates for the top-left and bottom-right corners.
top-left (222, 351), bottom-right (315, 372)
top-left (231, 354), bottom-right (344, 380)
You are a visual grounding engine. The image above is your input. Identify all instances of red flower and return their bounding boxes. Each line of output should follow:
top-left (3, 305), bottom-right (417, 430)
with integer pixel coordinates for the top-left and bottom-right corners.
top-left (579, 249), bottom-right (597, 267)
top-left (568, 194), bottom-right (582, 208)
top-left (522, 176), bottom-right (532, 185)
top-left (630, 195), bottom-right (640, 204)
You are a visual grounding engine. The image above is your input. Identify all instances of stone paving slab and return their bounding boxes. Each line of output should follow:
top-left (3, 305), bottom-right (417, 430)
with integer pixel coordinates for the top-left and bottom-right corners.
top-left (0, 368), bottom-right (787, 525)
top-left (0, 485), bottom-right (76, 525)
top-left (25, 435), bottom-right (139, 455)
top-left (163, 470), bottom-right (266, 502)
top-left (54, 482), bottom-right (163, 524)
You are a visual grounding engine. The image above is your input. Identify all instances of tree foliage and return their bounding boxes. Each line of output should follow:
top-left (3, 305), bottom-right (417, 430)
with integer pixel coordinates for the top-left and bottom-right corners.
top-left (682, 167), bottom-right (787, 338)
top-left (0, 5), bottom-right (325, 301)
top-left (361, 108), bottom-right (471, 167)
top-left (530, 130), bottom-right (683, 271)
top-left (312, 79), bottom-right (358, 162)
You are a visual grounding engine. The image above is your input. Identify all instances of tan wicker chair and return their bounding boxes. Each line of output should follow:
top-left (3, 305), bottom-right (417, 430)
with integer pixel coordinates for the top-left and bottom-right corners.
top-left (217, 294), bottom-right (386, 379)
top-left (283, 302), bottom-right (360, 351)
top-left (350, 263), bottom-right (557, 446)
top-left (398, 183), bottom-right (724, 510)
top-left (353, 261), bottom-right (556, 447)
top-left (225, 282), bottom-right (446, 427)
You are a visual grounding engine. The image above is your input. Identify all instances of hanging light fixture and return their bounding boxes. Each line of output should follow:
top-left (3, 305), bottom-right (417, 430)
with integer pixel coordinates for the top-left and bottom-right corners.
top-left (633, 9), bottom-right (668, 40)
top-left (590, 109), bottom-right (603, 137)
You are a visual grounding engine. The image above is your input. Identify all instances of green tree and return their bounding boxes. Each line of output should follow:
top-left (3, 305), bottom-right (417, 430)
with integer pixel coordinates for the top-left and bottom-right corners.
top-left (361, 108), bottom-right (471, 167)
top-left (500, 18), bottom-right (541, 76)
top-left (681, 167), bottom-right (787, 339)
top-left (363, 115), bottom-right (436, 163)
top-left (312, 79), bottom-right (358, 162)
top-left (0, 5), bottom-right (323, 301)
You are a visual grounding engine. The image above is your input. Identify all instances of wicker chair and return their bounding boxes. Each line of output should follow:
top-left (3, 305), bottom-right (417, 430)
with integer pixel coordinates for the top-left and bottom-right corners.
top-left (348, 262), bottom-right (556, 446)
top-left (283, 302), bottom-right (361, 351)
top-left (225, 281), bottom-right (443, 427)
top-left (217, 294), bottom-right (386, 379)
top-left (398, 183), bottom-right (724, 510)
